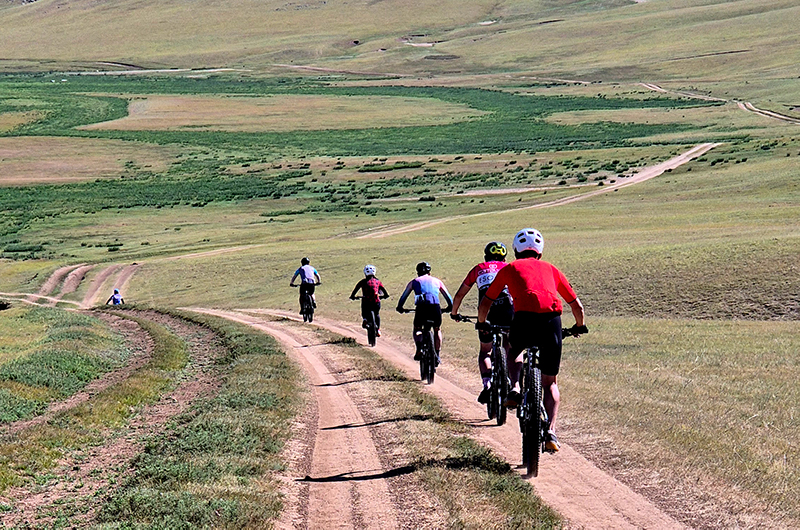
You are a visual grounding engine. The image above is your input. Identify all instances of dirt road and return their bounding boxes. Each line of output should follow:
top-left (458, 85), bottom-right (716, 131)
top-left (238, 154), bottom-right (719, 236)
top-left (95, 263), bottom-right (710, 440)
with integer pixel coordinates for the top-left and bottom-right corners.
top-left (189, 307), bottom-right (686, 529)
top-left (189, 308), bottom-right (404, 530)
top-left (357, 143), bottom-right (718, 239)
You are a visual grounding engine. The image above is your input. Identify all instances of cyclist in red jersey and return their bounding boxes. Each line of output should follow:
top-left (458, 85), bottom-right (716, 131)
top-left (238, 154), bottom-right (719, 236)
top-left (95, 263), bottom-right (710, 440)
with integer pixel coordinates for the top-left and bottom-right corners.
top-left (450, 241), bottom-right (514, 404)
top-left (477, 228), bottom-right (586, 452)
top-left (350, 264), bottom-right (390, 336)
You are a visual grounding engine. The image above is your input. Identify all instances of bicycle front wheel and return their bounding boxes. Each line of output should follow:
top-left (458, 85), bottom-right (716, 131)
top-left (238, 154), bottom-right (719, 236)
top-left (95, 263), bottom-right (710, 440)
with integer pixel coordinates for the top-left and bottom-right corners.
top-left (495, 342), bottom-right (508, 426)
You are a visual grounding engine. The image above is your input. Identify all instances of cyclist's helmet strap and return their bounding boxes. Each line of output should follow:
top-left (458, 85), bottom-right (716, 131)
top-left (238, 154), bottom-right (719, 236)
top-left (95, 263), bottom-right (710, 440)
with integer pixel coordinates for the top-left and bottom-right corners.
top-left (416, 261), bottom-right (431, 276)
top-left (484, 241), bottom-right (507, 262)
top-left (301, 257), bottom-right (310, 265)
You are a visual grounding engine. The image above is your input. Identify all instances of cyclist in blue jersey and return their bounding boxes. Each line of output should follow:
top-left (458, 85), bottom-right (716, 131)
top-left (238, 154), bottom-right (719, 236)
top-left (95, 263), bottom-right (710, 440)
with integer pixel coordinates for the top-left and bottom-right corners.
top-left (290, 257), bottom-right (321, 312)
top-left (396, 262), bottom-right (453, 365)
top-left (106, 288), bottom-right (125, 306)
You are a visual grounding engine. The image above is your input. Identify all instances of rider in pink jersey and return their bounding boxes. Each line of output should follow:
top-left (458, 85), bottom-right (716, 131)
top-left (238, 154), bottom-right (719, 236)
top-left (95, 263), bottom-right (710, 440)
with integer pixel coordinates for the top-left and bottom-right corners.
top-left (450, 242), bottom-right (513, 404)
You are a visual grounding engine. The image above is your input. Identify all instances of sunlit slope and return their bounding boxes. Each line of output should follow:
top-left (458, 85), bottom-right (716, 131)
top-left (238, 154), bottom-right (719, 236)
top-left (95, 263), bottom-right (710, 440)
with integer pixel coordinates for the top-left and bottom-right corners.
top-left (0, 0), bottom-right (498, 68)
top-left (1, 0), bottom-right (797, 89)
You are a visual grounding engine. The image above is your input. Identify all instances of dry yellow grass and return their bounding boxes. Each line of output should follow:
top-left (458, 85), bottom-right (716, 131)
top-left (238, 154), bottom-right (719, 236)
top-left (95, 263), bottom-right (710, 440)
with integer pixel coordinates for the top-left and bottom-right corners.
top-left (0, 137), bottom-right (176, 186)
top-left (0, 111), bottom-right (42, 133)
top-left (81, 94), bottom-right (486, 132)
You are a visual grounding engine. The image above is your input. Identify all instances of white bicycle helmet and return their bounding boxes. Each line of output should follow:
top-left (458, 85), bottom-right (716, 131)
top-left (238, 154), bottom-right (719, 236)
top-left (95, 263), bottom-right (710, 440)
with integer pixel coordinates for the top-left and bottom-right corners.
top-left (364, 264), bottom-right (376, 276)
top-left (513, 228), bottom-right (544, 255)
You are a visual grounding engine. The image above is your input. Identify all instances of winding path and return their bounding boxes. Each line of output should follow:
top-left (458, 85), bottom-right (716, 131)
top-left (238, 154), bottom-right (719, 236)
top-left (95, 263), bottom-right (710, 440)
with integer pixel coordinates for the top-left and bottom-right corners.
top-left (357, 143), bottom-right (719, 239)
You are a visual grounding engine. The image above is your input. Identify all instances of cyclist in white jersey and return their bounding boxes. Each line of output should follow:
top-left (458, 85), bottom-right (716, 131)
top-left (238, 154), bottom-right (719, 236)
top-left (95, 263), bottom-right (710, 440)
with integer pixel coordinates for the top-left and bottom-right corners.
top-left (290, 257), bottom-right (321, 310)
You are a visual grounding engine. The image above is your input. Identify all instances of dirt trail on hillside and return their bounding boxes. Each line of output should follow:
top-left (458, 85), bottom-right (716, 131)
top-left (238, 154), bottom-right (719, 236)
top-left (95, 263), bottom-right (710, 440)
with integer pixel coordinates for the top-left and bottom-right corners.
top-left (191, 307), bottom-right (686, 529)
top-left (0, 311), bottom-right (224, 527)
top-left (188, 308), bottom-right (404, 530)
top-left (25, 264), bottom-right (84, 303)
top-left (0, 313), bottom-right (153, 438)
top-left (49, 264), bottom-right (94, 306)
top-left (640, 83), bottom-right (800, 123)
top-left (357, 143), bottom-right (718, 240)
top-left (80, 264), bottom-right (122, 308)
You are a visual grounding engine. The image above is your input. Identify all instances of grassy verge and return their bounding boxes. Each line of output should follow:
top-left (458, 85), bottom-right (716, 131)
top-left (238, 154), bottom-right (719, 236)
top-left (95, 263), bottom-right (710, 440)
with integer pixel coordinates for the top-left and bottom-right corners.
top-left (315, 326), bottom-right (562, 529)
top-left (0, 305), bottom-right (126, 424)
top-left (0, 310), bottom-right (188, 494)
top-left (562, 316), bottom-right (800, 526)
top-left (96, 309), bottom-right (301, 529)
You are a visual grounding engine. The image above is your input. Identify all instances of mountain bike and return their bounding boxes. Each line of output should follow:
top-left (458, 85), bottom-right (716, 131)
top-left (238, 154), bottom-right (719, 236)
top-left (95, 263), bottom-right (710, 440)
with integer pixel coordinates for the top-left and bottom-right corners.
top-left (399, 308), bottom-right (437, 384)
top-left (519, 325), bottom-right (587, 477)
top-left (291, 282), bottom-right (319, 323)
top-left (350, 295), bottom-right (386, 347)
top-left (456, 315), bottom-right (509, 426)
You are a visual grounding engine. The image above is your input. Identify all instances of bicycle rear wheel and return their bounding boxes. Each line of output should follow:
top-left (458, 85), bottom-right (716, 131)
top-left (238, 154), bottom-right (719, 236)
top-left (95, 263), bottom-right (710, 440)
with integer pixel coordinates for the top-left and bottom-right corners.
top-left (524, 365), bottom-right (543, 477)
top-left (423, 329), bottom-right (435, 384)
top-left (367, 311), bottom-right (377, 346)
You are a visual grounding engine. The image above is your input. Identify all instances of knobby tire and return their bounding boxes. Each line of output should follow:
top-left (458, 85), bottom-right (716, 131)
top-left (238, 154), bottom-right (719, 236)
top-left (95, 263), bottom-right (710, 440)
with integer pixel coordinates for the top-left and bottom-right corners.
top-left (367, 310), bottom-right (377, 347)
top-left (495, 340), bottom-right (508, 426)
top-left (525, 363), bottom-right (543, 477)
top-left (423, 329), bottom-right (435, 384)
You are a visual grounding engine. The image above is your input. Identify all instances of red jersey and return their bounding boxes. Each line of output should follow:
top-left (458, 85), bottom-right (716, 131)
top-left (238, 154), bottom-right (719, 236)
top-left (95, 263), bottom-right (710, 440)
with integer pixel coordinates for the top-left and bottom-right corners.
top-left (484, 258), bottom-right (577, 314)
top-left (462, 261), bottom-right (509, 301)
top-left (352, 277), bottom-right (386, 305)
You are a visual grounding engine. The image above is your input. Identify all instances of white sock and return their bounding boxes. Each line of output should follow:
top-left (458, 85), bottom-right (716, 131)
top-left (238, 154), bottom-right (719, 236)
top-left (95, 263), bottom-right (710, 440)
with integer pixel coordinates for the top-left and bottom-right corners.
top-left (482, 377), bottom-right (491, 388)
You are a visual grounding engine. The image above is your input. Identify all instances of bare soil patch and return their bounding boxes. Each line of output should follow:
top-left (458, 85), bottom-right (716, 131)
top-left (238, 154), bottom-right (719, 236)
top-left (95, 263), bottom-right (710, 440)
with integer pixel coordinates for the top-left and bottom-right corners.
top-left (0, 137), bottom-right (175, 186)
top-left (80, 94), bottom-right (487, 133)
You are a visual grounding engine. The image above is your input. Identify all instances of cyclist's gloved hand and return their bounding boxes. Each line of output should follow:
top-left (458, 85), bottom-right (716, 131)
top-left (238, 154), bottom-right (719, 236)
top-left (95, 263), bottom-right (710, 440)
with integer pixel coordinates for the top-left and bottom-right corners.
top-left (349, 296), bottom-right (356, 301)
top-left (450, 313), bottom-right (462, 322)
top-left (569, 324), bottom-right (589, 336)
top-left (475, 321), bottom-right (491, 332)
top-left (395, 307), bottom-right (404, 314)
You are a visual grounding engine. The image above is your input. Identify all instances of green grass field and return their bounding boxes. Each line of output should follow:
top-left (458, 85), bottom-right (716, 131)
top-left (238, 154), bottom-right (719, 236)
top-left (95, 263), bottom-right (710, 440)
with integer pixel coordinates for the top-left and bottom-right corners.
top-left (0, 0), bottom-right (798, 526)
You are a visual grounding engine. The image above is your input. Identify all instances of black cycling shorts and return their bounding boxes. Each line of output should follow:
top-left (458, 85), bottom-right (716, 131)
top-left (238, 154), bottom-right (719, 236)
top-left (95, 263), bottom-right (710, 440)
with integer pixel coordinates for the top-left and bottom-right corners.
top-left (509, 311), bottom-right (563, 376)
top-left (299, 283), bottom-right (316, 296)
top-left (479, 298), bottom-right (514, 343)
top-left (361, 301), bottom-right (381, 329)
top-left (414, 302), bottom-right (442, 329)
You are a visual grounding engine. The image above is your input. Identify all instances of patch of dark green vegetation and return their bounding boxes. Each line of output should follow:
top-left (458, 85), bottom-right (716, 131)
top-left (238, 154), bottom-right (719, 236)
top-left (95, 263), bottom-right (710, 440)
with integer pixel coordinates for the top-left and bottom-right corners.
top-left (1, 74), bottom-right (711, 157)
top-left (0, 306), bottom-right (124, 424)
top-left (0, 74), bottom-right (723, 250)
top-left (98, 309), bottom-right (301, 528)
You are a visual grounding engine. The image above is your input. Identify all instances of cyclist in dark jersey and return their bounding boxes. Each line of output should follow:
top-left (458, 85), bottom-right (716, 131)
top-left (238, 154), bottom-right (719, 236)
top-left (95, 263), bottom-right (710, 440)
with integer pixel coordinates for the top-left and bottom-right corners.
top-left (350, 264), bottom-right (390, 336)
top-left (478, 228), bottom-right (586, 452)
top-left (450, 241), bottom-right (514, 404)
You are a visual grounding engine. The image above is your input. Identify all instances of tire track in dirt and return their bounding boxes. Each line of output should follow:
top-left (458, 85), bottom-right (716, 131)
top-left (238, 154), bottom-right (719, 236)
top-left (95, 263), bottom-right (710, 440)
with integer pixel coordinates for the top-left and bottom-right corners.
top-left (0, 313), bottom-right (153, 438)
top-left (25, 263), bottom-right (84, 303)
top-left (640, 83), bottom-right (800, 123)
top-left (188, 308), bottom-right (400, 530)
top-left (356, 143), bottom-right (718, 240)
top-left (0, 311), bottom-right (223, 527)
top-left (189, 309), bottom-right (414, 527)
top-left (48, 264), bottom-right (95, 306)
top-left (80, 264), bottom-right (122, 308)
top-left (240, 308), bottom-right (686, 530)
